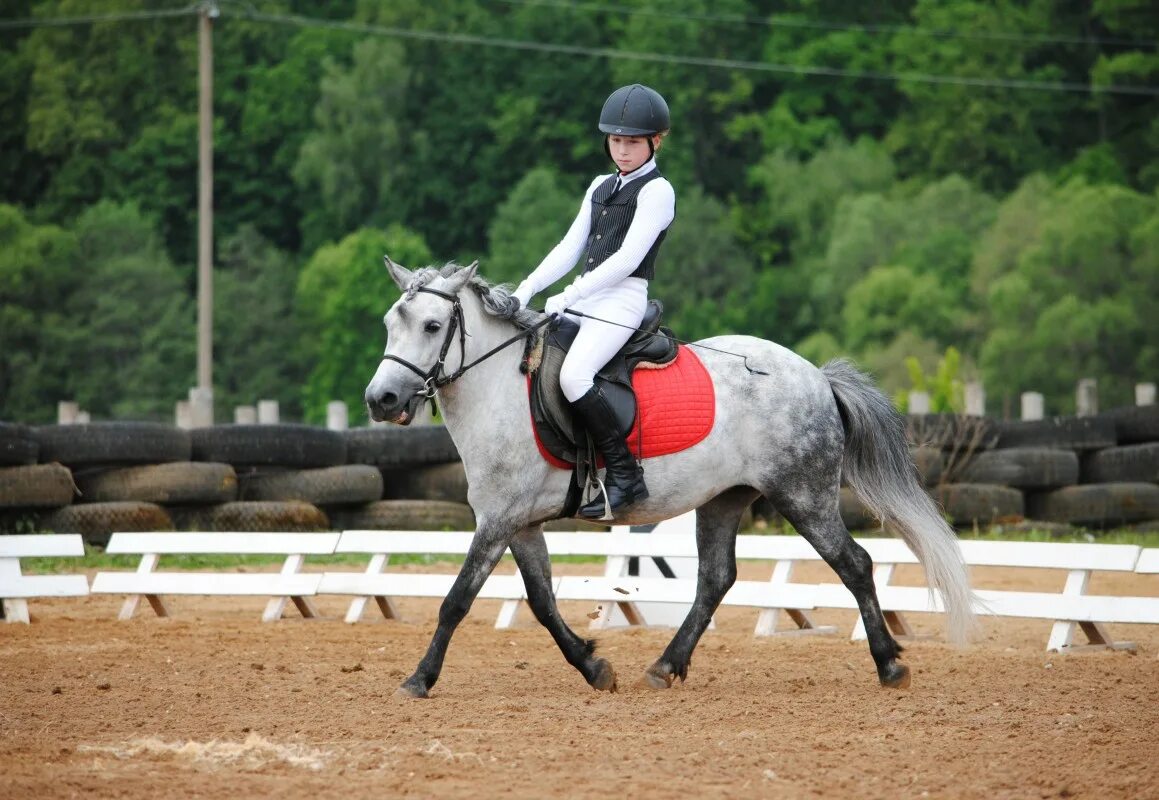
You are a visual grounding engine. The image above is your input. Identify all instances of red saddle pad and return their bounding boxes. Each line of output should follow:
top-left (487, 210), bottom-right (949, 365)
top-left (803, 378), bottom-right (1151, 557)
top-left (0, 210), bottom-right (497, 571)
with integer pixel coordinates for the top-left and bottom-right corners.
top-left (534, 345), bottom-right (715, 470)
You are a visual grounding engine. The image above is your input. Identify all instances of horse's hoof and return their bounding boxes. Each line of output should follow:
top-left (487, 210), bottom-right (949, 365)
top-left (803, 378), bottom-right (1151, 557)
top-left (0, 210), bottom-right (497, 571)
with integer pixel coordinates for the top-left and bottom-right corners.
top-left (590, 658), bottom-right (618, 692)
top-left (395, 678), bottom-right (429, 699)
top-left (640, 665), bottom-right (675, 690)
top-left (879, 661), bottom-right (911, 689)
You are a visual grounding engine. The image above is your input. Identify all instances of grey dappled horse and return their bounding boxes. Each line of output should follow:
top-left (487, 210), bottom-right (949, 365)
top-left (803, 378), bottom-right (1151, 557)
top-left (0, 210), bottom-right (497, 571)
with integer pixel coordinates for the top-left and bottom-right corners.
top-left (364, 260), bottom-right (976, 698)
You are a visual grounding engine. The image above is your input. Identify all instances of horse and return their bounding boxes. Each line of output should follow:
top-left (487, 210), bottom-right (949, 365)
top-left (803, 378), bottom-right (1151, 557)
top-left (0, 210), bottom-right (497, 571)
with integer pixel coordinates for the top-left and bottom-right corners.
top-left (364, 259), bottom-right (976, 698)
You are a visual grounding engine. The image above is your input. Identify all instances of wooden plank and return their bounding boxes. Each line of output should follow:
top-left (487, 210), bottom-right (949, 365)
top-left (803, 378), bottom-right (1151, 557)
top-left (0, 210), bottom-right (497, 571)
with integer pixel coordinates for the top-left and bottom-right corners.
top-left (1136, 549), bottom-right (1159, 574)
top-left (336, 530), bottom-right (476, 555)
top-left (92, 572), bottom-right (322, 597)
top-left (959, 540), bottom-right (1140, 572)
top-left (105, 532), bottom-right (340, 555)
top-left (0, 575), bottom-right (90, 599)
top-left (317, 572), bottom-right (525, 601)
top-left (0, 534), bottom-right (86, 558)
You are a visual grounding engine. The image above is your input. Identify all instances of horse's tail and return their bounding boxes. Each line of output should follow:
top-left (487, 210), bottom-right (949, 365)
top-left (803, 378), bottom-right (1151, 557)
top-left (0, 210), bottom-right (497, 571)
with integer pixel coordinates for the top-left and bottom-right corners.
top-left (822, 358), bottom-right (977, 644)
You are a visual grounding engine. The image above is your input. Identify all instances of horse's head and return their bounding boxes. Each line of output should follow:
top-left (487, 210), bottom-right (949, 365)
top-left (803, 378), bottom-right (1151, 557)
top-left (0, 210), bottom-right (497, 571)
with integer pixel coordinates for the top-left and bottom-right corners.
top-left (364, 257), bottom-right (479, 425)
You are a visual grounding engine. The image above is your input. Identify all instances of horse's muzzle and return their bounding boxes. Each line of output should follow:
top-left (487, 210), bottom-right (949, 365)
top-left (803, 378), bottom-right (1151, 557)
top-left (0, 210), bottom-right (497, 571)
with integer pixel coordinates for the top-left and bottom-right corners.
top-left (364, 387), bottom-right (422, 425)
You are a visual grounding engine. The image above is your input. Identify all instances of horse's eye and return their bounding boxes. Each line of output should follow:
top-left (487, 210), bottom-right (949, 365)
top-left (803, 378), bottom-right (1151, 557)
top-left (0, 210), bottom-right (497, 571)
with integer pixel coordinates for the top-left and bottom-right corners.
top-left (424, 321), bottom-right (442, 334)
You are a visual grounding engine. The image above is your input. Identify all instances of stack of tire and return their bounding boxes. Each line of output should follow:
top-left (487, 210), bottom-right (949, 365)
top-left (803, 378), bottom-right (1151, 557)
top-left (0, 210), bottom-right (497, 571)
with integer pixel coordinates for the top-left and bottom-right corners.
top-left (0, 421), bottom-right (477, 546)
top-left (839, 408), bottom-right (1159, 532)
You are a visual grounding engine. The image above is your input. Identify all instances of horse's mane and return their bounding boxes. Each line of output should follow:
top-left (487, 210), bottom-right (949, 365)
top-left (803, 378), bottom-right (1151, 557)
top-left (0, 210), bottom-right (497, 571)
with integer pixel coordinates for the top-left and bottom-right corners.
top-left (407, 263), bottom-right (544, 330)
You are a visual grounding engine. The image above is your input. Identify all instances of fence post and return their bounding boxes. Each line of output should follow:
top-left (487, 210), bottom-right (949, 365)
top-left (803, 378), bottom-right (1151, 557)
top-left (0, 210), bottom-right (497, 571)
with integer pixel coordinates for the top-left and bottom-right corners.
top-left (1138, 383), bottom-right (1156, 407)
top-left (189, 387), bottom-right (214, 428)
top-left (234, 405), bottom-right (257, 424)
top-left (1075, 378), bottom-right (1098, 417)
top-left (175, 400), bottom-right (193, 430)
top-left (257, 400), bottom-right (279, 424)
top-left (57, 401), bottom-right (80, 425)
top-left (326, 401), bottom-right (349, 431)
top-left (75, 410), bottom-right (91, 424)
top-left (1021, 392), bottom-right (1044, 421)
top-left (907, 391), bottom-right (931, 414)
top-left (965, 381), bottom-right (986, 417)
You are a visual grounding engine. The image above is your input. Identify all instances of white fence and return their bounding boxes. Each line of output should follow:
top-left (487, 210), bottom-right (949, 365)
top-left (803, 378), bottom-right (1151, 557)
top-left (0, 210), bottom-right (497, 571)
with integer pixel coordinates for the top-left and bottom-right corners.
top-left (5, 518), bottom-right (1159, 653)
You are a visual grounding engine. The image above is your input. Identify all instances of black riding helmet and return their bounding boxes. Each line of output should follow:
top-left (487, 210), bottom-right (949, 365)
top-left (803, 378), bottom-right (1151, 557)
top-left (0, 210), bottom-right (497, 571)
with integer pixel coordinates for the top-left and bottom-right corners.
top-left (599, 84), bottom-right (670, 162)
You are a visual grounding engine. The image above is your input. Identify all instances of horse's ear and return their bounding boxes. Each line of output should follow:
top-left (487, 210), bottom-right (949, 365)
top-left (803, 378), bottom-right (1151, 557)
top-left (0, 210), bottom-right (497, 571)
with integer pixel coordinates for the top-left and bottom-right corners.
top-left (383, 255), bottom-right (414, 290)
top-left (443, 260), bottom-right (479, 293)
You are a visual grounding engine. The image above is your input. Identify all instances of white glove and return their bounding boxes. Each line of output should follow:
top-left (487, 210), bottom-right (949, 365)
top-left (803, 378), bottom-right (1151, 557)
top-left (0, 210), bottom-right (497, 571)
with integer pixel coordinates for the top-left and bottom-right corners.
top-left (544, 284), bottom-right (581, 316)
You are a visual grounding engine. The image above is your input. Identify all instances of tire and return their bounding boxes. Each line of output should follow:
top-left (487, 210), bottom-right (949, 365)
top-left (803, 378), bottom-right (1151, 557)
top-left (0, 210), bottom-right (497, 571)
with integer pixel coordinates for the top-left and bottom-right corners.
top-left (932, 483), bottom-right (1024, 527)
top-left (1080, 443), bottom-right (1159, 484)
top-left (905, 414), bottom-right (998, 451)
top-left (381, 462), bottom-right (469, 504)
top-left (909, 446), bottom-right (944, 487)
top-left (169, 501), bottom-right (330, 532)
top-left (1102, 405), bottom-right (1159, 444)
top-left (73, 462), bottom-right (238, 505)
top-left (329, 500), bottom-right (475, 531)
top-left (44, 501), bottom-right (174, 547)
top-left (343, 426), bottom-right (460, 467)
top-left (0, 464), bottom-right (76, 508)
top-left (0, 422), bottom-right (39, 466)
top-left (239, 465), bottom-right (383, 505)
top-left (190, 425), bottom-right (346, 468)
top-left (33, 422), bottom-right (191, 467)
top-left (956, 448), bottom-right (1079, 490)
top-left (995, 416), bottom-right (1116, 451)
top-left (839, 487), bottom-right (878, 531)
top-left (1026, 483), bottom-right (1159, 528)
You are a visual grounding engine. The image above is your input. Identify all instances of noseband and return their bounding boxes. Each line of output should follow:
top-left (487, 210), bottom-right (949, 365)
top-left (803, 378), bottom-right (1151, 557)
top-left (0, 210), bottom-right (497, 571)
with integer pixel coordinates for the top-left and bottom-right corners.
top-left (380, 286), bottom-right (552, 406)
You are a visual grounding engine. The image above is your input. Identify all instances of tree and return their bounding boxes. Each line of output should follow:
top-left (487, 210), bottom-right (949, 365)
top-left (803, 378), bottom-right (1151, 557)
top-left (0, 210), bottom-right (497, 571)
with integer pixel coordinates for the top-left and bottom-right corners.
top-left (296, 224), bottom-right (433, 423)
top-left (214, 225), bottom-right (308, 420)
top-left (0, 204), bottom-right (76, 422)
top-left (485, 166), bottom-right (578, 291)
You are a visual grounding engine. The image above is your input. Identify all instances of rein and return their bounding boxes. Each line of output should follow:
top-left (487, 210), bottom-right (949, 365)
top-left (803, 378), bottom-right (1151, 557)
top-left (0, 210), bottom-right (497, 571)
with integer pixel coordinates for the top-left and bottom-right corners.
top-left (381, 287), bottom-right (552, 408)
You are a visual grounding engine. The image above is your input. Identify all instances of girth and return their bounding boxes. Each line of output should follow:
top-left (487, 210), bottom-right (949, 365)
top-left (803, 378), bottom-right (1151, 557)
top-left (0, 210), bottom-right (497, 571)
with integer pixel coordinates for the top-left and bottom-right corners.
top-left (529, 299), bottom-right (677, 469)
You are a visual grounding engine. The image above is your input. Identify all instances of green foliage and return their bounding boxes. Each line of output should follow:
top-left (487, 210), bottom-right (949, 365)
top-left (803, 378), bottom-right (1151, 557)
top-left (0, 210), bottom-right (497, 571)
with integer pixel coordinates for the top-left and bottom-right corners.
top-left (296, 224), bottom-right (432, 423)
top-left (485, 167), bottom-right (578, 291)
top-left (895, 346), bottom-right (965, 413)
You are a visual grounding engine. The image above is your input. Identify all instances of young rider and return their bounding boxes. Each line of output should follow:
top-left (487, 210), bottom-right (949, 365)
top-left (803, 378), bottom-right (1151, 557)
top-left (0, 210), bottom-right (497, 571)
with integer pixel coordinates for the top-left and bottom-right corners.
top-left (512, 84), bottom-right (676, 519)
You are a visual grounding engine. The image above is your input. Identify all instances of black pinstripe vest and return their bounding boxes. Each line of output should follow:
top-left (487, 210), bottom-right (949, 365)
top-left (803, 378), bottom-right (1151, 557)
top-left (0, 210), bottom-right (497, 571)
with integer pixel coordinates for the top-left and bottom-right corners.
top-left (581, 169), bottom-right (669, 281)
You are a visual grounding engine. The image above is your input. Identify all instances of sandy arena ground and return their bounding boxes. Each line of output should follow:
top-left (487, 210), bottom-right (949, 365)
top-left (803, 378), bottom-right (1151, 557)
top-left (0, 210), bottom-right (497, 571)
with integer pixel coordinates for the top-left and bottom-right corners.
top-left (2, 559), bottom-right (1158, 800)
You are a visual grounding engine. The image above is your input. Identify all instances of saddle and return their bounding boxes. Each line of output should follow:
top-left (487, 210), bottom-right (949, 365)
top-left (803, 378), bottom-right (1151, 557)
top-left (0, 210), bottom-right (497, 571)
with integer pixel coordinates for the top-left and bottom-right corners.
top-left (528, 300), bottom-right (678, 468)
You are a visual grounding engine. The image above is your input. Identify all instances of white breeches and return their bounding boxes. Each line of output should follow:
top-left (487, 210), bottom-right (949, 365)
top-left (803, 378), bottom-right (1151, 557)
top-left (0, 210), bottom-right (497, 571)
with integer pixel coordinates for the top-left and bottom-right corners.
top-left (559, 278), bottom-right (649, 402)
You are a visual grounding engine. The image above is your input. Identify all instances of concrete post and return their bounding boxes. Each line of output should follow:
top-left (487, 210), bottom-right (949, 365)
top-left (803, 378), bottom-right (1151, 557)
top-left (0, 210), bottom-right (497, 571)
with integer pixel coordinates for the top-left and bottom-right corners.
top-left (326, 401), bottom-right (349, 431)
top-left (965, 381), bottom-right (985, 417)
top-left (75, 410), bottom-right (90, 424)
top-left (234, 405), bottom-right (257, 424)
top-left (257, 400), bottom-right (279, 424)
top-left (189, 386), bottom-right (214, 428)
top-left (1020, 392), bottom-right (1044, 421)
top-left (1137, 383), bottom-right (1156, 407)
top-left (57, 401), bottom-right (80, 425)
top-left (907, 391), bottom-right (931, 414)
top-left (1075, 378), bottom-right (1098, 417)
top-left (175, 401), bottom-right (193, 430)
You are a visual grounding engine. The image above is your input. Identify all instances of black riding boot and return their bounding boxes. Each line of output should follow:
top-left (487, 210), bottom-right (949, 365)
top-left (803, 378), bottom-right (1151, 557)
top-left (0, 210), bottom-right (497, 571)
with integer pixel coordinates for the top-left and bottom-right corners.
top-left (570, 386), bottom-right (648, 519)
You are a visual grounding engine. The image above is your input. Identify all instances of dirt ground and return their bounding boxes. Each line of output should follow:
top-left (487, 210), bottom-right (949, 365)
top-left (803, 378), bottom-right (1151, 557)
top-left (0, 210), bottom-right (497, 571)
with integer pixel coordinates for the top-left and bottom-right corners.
top-left (2, 560), bottom-right (1158, 800)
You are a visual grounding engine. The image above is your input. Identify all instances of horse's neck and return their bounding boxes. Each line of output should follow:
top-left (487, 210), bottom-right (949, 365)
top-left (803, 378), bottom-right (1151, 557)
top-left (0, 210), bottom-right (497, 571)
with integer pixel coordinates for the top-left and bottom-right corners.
top-left (436, 302), bottom-right (526, 457)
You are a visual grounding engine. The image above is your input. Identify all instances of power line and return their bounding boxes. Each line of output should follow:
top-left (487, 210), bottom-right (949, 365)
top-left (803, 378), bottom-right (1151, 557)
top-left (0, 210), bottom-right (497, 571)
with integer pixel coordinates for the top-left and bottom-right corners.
top-left (2, 4), bottom-right (1155, 97)
top-left (237, 9), bottom-right (1159, 98)
top-left (0, 5), bottom-right (197, 30)
top-left (487, 0), bottom-right (1156, 50)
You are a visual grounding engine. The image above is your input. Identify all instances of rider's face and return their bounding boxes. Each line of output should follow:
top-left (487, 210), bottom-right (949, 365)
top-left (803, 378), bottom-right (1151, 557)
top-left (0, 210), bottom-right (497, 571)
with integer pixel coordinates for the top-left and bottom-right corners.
top-left (607, 134), bottom-right (658, 173)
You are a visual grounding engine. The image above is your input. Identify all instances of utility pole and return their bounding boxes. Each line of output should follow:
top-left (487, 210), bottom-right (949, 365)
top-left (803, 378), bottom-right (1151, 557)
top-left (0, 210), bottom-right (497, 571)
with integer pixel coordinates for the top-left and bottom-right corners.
top-left (193, 1), bottom-right (219, 426)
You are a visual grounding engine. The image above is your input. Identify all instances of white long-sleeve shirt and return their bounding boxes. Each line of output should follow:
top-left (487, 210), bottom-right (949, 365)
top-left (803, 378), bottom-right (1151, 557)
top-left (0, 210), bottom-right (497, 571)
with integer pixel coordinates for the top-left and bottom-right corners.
top-left (515, 159), bottom-right (675, 304)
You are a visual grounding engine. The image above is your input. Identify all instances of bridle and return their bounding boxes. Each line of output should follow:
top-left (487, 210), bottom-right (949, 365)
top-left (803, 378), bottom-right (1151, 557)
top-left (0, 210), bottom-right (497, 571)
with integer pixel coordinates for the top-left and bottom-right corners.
top-left (380, 286), bottom-right (552, 408)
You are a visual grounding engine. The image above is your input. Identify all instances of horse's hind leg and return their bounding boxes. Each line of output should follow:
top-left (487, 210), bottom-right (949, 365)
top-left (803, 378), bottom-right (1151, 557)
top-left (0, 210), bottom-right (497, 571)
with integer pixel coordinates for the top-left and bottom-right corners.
top-left (508, 525), bottom-right (617, 692)
top-left (398, 522), bottom-right (512, 698)
top-left (643, 487), bottom-right (760, 689)
top-left (773, 488), bottom-right (909, 688)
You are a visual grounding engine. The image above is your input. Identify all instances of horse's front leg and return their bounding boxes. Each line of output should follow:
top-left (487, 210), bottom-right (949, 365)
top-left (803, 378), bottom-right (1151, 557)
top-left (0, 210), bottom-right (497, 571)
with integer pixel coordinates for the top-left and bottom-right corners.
top-left (509, 525), bottom-right (617, 692)
top-left (397, 525), bottom-right (511, 698)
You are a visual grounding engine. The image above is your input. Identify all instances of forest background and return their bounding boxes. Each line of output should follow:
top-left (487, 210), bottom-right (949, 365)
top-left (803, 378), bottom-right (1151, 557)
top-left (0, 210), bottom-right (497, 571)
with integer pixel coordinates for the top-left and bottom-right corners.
top-left (1, 0), bottom-right (1156, 425)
